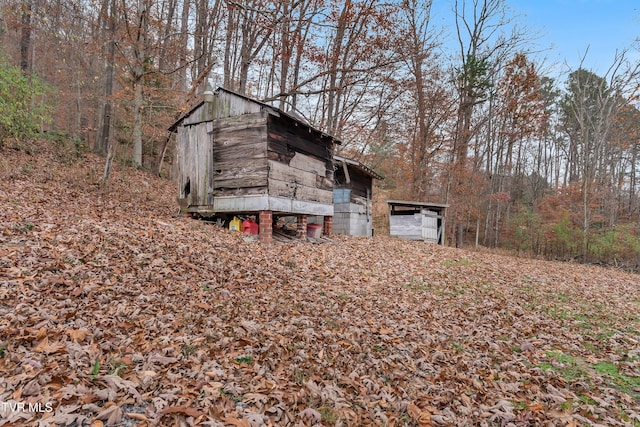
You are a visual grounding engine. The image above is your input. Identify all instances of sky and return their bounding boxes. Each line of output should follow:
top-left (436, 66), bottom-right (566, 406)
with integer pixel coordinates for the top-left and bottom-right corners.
top-left (432, 0), bottom-right (639, 77)
top-left (510, 0), bottom-right (639, 75)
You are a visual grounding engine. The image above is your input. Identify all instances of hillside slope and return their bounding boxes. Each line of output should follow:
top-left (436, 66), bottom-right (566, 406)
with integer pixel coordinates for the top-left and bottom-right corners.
top-left (1, 144), bottom-right (639, 426)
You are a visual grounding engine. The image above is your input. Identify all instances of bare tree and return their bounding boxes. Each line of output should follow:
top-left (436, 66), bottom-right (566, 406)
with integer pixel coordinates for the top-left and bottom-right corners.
top-left (449, 0), bottom-right (524, 247)
top-left (100, 0), bottom-right (117, 182)
top-left (397, 0), bottom-right (454, 200)
top-left (272, 0), bottom-right (319, 110)
top-left (484, 53), bottom-right (546, 245)
top-left (560, 52), bottom-right (640, 253)
top-left (222, 0), bottom-right (280, 95)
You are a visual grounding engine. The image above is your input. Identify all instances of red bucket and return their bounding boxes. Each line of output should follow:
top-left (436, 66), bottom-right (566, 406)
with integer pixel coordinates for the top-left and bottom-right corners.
top-left (306, 224), bottom-right (322, 238)
top-left (243, 219), bottom-right (259, 235)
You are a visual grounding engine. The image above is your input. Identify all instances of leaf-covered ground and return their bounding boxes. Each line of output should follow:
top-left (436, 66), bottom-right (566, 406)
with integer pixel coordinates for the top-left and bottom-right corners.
top-left (1, 144), bottom-right (639, 427)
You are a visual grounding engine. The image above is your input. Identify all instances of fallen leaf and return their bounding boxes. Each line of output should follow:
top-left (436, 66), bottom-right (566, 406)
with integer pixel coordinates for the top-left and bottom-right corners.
top-left (36, 328), bottom-right (48, 340)
top-left (223, 416), bottom-right (251, 427)
top-left (66, 328), bottom-right (91, 343)
top-left (125, 413), bottom-right (148, 421)
top-left (34, 337), bottom-right (65, 354)
top-left (407, 402), bottom-right (422, 420)
top-left (299, 408), bottom-right (322, 424)
top-left (407, 403), bottom-right (432, 427)
top-left (95, 405), bottom-right (123, 425)
top-left (196, 302), bottom-right (212, 310)
top-left (160, 404), bottom-right (204, 417)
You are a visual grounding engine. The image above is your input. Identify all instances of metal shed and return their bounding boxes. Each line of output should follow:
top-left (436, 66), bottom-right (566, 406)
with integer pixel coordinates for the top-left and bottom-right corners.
top-left (388, 200), bottom-right (448, 244)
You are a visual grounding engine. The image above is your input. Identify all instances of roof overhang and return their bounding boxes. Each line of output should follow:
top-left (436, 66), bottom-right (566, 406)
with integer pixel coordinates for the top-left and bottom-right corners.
top-left (387, 199), bottom-right (448, 211)
top-left (169, 87), bottom-right (342, 145)
top-left (334, 155), bottom-right (383, 180)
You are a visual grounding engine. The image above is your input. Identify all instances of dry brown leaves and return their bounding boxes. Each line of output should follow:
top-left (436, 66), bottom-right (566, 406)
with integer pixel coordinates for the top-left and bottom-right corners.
top-left (1, 144), bottom-right (639, 426)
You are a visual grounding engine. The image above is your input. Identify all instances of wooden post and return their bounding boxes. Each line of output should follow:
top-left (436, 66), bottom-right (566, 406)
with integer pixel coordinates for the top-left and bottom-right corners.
top-left (296, 215), bottom-right (308, 240)
top-left (323, 216), bottom-right (333, 236)
top-left (259, 210), bottom-right (272, 243)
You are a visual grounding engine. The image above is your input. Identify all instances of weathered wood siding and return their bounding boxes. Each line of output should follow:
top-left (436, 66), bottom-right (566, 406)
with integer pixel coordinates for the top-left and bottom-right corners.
top-left (266, 115), bottom-right (334, 205)
top-left (211, 111), bottom-right (269, 196)
top-left (176, 117), bottom-right (214, 207)
top-left (212, 90), bottom-right (263, 119)
top-left (182, 102), bottom-right (213, 127)
top-left (174, 88), bottom-right (339, 215)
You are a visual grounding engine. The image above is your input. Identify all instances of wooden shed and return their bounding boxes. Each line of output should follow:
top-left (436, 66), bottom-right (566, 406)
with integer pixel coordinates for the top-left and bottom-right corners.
top-left (332, 155), bottom-right (382, 237)
top-left (388, 200), bottom-right (448, 244)
top-left (169, 87), bottom-right (339, 243)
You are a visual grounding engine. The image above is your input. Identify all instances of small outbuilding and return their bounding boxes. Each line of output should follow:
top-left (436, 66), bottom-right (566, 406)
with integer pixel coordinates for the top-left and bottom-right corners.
top-left (169, 87), bottom-right (339, 243)
top-left (332, 155), bottom-right (382, 237)
top-left (388, 200), bottom-right (448, 244)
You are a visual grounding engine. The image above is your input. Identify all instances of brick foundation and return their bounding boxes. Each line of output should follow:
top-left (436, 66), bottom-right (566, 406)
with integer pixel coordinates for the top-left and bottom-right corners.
top-left (296, 215), bottom-right (308, 240)
top-left (259, 210), bottom-right (272, 243)
top-left (323, 215), bottom-right (333, 236)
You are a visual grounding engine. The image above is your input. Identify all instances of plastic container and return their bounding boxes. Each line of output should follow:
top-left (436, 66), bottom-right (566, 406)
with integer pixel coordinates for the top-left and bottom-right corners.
top-left (306, 224), bottom-right (323, 238)
top-left (229, 216), bottom-right (242, 231)
top-left (242, 219), bottom-right (259, 235)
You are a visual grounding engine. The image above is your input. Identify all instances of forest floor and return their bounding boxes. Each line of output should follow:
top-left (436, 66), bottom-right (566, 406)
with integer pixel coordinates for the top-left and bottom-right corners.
top-left (1, 141), bottom-right (639, 427)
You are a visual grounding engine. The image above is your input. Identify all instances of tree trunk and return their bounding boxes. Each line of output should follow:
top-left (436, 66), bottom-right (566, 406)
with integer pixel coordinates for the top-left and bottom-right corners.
top-left (456, 222), bottom-right (464, 248)
top-left (178, 0), bottom-right (190, 91)
top-left (223, 2), bottom-right (235, 89)
top-left (0, 6), bottom-right (7, 41)
top-left (98, 64), bottom-right (114, 156)
top-left (289, 2), bottom-right (315, 109)
top-left (325, 0), bottom-right (350, 135)
top-left (194, 0), bottom-right (209, 83)
top-left (20, 0), bottom-right (32, 73)
top-left (75, 70), bottom-right (82, 140)
top-left (630, 143), bottom-right (637, 216)
top-left (131, 0), bottom-right (150, 168)
top-left (102, 135), bottom-right (116, 184)
top-left (158, 0), bottom-right (177, 73)
top-left (132, 79), bottom-right (143, 167)
top-left (278, 1), bottom-right (291, 110)
top-left (95, 0), bottom-right (115, 155)
top-left (100, 0), bottom-right (117, 182)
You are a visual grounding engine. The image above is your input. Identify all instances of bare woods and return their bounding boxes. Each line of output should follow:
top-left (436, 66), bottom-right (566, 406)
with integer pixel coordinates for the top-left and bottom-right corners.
top-left (1, 0), bottom-right (639, 267)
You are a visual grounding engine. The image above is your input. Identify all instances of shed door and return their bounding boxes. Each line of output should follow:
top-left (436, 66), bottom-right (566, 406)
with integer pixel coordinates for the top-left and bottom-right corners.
top-left (189, 122), bottom-right (214, 206)
top-left (421, 210), bottom-right (438, 242)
